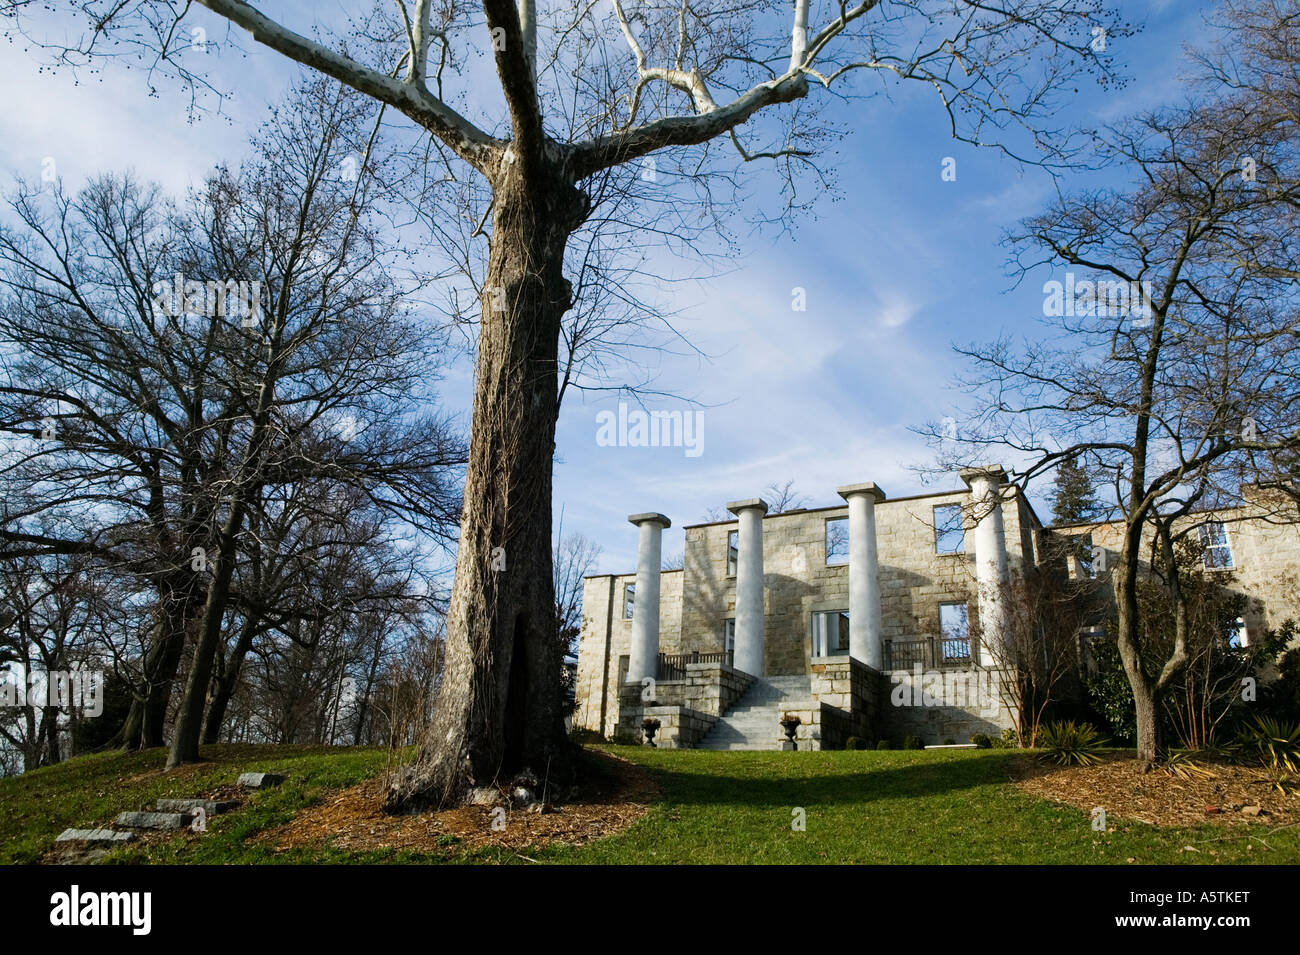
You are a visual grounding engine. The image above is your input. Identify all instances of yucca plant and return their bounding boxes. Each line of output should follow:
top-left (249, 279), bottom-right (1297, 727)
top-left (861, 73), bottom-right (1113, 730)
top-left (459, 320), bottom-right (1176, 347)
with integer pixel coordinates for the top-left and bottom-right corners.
top-left (1241, 716), bottom-right (1300, 775)
top-left (1163, 750), bottom-right (1217, 780)
top-left (1036, 720), bottom-right (1108, 766)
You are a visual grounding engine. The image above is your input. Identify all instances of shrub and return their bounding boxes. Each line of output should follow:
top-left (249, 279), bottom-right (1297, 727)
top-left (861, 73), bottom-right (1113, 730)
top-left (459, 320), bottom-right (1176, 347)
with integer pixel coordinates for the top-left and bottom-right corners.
top-left (1037, 720), bottom-right (1108, 766)
top-left (1163, 750), bottom-right (1217, 780)
top-left (844, 736), bottom-right (868, 750)
top-left (568, 727), bottom-right (605, 745)
top-left (1239, 715), bottom-right (1300, 774)
top-left (876, 739), bottom-right (892, 750)
top-left (1001, 726), bottom-right (1020, 747)
top-left (903, 735), bottom-right (924, 750)
top-left (1260, 636), bottom-right (1300, 723)
top-left (942, 738), bottom-right (956, 746)
top-left (970, 734), bottom-right (993, 749)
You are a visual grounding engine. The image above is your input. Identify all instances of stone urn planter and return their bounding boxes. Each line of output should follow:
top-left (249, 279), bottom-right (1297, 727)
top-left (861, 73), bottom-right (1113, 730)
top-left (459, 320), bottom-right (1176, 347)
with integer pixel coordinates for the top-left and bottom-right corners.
top-left (641, 717), bottom-right (661, 748)
top-left (780, 714), bottom-right (801, 751)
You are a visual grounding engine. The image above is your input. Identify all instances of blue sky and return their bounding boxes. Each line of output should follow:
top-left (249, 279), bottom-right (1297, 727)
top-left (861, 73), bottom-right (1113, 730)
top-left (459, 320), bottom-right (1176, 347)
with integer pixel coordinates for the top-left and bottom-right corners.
top-left (0, 0), bottom-right (1213, 575)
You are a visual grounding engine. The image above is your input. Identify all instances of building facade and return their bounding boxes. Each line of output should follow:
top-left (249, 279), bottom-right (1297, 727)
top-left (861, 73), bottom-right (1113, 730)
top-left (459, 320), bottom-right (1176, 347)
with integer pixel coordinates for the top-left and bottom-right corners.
top-left (574, 470), bottom-right (1300, 750)
top-left (574, 467), bottom-right (1036, 749)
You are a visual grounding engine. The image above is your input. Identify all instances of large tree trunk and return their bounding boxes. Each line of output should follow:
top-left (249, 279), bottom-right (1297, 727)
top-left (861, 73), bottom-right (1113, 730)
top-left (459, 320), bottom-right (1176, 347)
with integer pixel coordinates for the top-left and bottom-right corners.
top-left (201, 613), bottom-right (259, 744)
top-left (1131, 674), bottom-right (1162, 769)
top-left (116, 584), bottom-right (199, 749)
top-left (1115, 556), bottom-right (1164, 769)
top-left (385, 169), bottom-right (587, 811)
top-left (167, 502), bottom-right (250, 768)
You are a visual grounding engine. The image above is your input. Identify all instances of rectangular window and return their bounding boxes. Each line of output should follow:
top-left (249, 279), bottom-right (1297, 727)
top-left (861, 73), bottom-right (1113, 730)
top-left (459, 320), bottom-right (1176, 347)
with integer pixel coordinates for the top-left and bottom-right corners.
top-left (825, 517), bottom-right (849, 566)
top-left (1200, 522), bottom-right (1234, 570)
top-left (939, 603), bottom-right (970, 661)
top-left (623, 582), bottom-right (635, 619)
top-left (724, 618), bottom-right (735, 659)
top-left (727, 530), bottom-right (738, 576)
top-left (1074, 533), bottom-right (1098, 578)
top-left (934, 504), bottom-right (964, 554)
top-left (811, 610), bottom-right (850, 657)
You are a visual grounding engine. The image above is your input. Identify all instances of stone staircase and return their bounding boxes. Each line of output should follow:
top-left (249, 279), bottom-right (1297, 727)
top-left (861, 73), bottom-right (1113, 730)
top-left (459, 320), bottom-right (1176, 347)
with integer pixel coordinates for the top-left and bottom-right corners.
top-left (697, 675), bottom-right (813, 750)
top-left (51, 771), bottom-right (282, 863)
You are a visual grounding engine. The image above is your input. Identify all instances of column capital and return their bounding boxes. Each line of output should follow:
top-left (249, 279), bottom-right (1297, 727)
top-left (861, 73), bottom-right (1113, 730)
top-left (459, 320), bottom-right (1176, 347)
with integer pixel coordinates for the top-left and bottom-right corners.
top-left (726, 498), bottom-right (769, 516)
top-left (836, 482), bottom-right (887, 503)
top-left (628, 512), bottom-right (671, 529)
top-left (959, 465), bottom-right (1007, 490)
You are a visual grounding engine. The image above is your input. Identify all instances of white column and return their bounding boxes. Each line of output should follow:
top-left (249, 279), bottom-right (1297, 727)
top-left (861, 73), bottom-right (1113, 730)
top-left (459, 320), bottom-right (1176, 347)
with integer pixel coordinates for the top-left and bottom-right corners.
top-left (727, 498), bottom-right (768, 677)
top-left (837, 482), bottom-right (886, 669)
top-left (960, 466), bottom-right (1010, 666)
top-left (626, 512), bottom-right (670, 683)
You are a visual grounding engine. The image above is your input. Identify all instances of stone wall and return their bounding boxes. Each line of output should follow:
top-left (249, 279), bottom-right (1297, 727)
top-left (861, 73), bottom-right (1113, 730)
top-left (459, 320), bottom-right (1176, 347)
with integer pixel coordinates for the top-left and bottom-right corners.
top-left (876, 664), bottom-right (1015, 745)
top-left (578, 481), bottom-right (1044, 734)
top-left (573, 569), bottom-right (684, 738)
top-left (808, 656), bottom-right (884, 741)
top-left (1051, 487), bottom-right (1300, 647)
top-left (612, 663), bottom-right (753, 746)
top-left (675, 484), bottom-right (1038, 678)
top-left (764, 702), bottom-right (844, 751)
top-left (616, 703), bottom-right (717, 749)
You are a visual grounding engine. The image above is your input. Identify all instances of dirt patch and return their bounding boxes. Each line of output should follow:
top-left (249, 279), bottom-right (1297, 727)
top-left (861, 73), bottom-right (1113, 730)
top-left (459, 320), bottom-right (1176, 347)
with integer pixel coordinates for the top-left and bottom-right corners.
top-left (1011, 755), bottom-right (1300, 828)
top-left (256, 750), bottom-right (659, 858)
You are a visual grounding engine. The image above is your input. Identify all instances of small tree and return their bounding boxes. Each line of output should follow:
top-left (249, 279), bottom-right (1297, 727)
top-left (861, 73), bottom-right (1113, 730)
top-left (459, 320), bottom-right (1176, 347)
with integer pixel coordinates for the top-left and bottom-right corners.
top-left (1050, 456), bottom-right (1100, 526)
top-left (980, 554), bottom-right (1097, 747)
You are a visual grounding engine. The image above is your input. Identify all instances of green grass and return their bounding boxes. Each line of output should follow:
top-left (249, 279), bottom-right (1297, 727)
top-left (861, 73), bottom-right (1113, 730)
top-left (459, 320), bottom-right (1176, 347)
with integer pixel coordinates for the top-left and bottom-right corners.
top-left (538, 747), bottom-right (1300, 864)
top-left (0, 744), bottom-right (393, 864)
top-left (3, 744), bottom-right (1296, 864)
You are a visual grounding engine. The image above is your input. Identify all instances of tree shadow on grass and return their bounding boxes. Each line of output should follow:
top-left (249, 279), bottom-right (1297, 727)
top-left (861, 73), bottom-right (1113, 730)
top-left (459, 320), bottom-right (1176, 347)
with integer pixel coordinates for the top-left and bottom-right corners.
top-left (621, 751), bottom-right (1019, 810)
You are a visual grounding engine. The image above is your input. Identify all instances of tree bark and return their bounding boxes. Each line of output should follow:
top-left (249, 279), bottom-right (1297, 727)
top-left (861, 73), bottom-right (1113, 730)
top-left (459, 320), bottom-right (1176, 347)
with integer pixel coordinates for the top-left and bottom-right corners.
top-left (167, 503), bottom-right (249, 768)
top-left (385, 167), bottom-right (588, 811)
top-left (1131, 673), bottom-right (1162, 769)
top-left (116, 583), bottom-right (200, 749)
top-left (1116, 552), bottom-right (1163, 769)
top-left (201, 612), bottom-right (259, 744)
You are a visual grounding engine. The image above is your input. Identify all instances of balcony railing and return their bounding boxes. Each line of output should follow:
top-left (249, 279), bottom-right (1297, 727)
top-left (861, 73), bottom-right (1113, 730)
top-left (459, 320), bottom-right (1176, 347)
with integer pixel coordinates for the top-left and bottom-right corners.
top-left (883, 636), bottom-right (974, 670)
top-left (657, 650), bottom-right (731, 681)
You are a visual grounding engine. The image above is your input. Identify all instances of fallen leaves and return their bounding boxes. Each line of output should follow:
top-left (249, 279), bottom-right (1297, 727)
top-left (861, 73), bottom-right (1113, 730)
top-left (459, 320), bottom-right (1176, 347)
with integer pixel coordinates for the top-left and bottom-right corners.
top-left (1010, 755), bottom-right (1298, 828)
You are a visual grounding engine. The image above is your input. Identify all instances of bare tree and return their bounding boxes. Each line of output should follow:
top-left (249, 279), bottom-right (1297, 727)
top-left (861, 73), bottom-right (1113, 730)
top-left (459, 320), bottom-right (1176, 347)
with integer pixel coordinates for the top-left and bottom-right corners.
top-left (979, 552), bottom-right (1098, 746)
top-left (8, 0), bottom-right (1126, 806)
top-left (554, 529), bottom-right (601, 658)
top-left (924, 2), bottom-right (1300, 767)
top-left (763, 480), bottom-right (809, 514)
top-left (0, 551), bottom-right (108, 770)
top-left (0, 79), bottom-right (465, 763)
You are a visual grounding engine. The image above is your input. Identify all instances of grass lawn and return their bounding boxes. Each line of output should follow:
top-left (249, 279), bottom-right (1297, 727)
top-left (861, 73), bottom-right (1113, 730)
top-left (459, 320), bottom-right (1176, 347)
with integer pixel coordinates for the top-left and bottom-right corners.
top-left (3, 744), bottom-right (1296, 864)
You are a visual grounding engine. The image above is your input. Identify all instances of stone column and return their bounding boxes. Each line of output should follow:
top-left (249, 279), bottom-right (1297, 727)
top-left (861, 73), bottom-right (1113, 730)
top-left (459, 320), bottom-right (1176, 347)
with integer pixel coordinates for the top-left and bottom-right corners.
top-left (727, 498), bottom-right (768, 677)
top-left (837, 482), bottom-right (886, 669)
top-left (626, 513), bottom-right (671, 684)
top-left (960, 466), bottom-right (1010, 666)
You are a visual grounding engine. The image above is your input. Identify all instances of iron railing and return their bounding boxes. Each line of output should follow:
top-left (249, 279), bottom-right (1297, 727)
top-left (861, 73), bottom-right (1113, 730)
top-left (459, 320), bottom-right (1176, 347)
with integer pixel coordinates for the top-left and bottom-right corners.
top-left (657, 650), bottom-right (731, 680)
top-left (883, 636), bottom-right (973, 670)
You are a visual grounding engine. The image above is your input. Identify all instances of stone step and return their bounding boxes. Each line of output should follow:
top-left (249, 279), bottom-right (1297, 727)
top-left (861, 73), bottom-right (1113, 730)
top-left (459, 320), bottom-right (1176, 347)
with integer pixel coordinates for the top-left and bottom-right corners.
top-left (56, 828), bottom-right (136, 845)
top-left (115, 810), bottom-right (193, 830)
top-left (696, 675), bottom-right (815, 751)
top-left (237, 771), bottom-right (287, 789)
top-left (155, 798), bottom-right (239, 815)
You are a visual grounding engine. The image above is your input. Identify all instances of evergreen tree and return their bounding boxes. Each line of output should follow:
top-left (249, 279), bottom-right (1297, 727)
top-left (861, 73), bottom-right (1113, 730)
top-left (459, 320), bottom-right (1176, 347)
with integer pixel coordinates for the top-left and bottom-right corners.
top-left (1051, 457), bottom-right (1099, 525)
